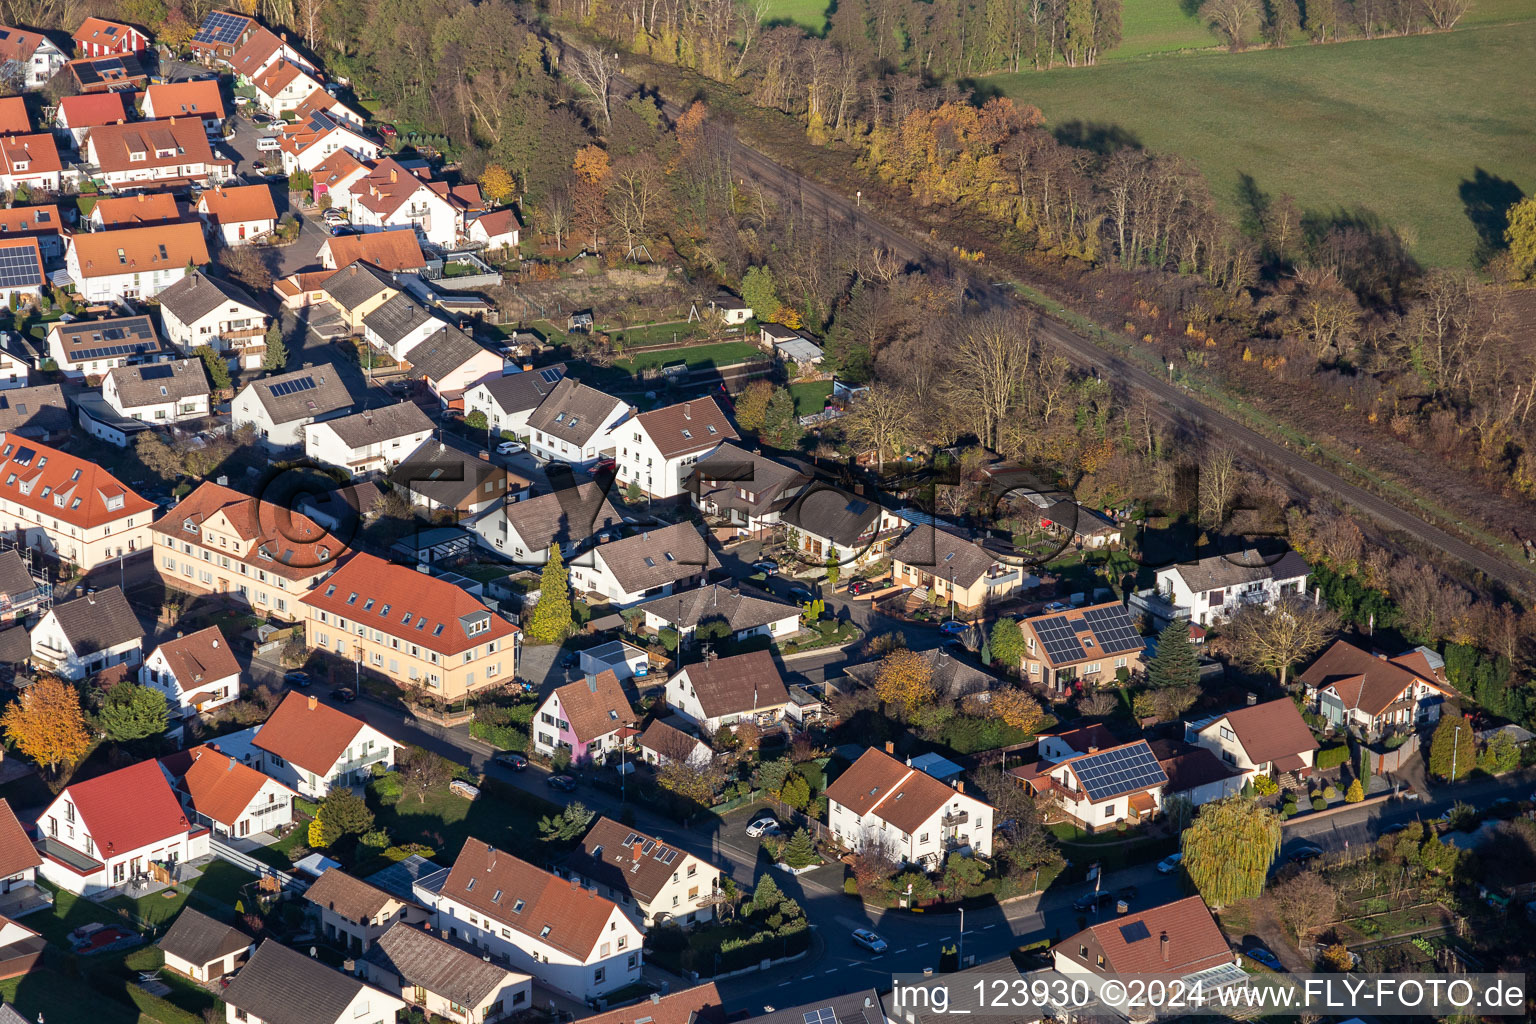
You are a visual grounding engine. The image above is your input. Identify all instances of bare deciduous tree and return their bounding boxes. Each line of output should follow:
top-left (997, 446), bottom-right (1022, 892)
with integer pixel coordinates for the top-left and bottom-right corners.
top-left (1199, 0), bottom-right (1263, 49)
top-left (1269, 870), bottom-right (1338, 948)
top-left (565, 45), bottom-right (620, 127)
top-left (843, 383), bottom-right (917, 468)
top-left (1198, 446), bottom-right (1240, 529)
top-left (1225, 595), bottom-right (1338, 687)
top-left (940, 310), bottom-right (1036, 451)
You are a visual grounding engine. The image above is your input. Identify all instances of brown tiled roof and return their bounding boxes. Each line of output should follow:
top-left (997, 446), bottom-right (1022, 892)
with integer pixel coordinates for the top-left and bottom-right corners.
top-left (144, 81), bottom-right (227, 120)
top-left (1201, 698), bottom-right (1317, 766)
top-left (50, 315), bottom-right (161, 362)
top-left (824, 747), bottom-right (985, 835)
top-left (1148, 739), bottom-right (1246, 794)
top-left (635, 397), bottom-right (738, 458)
top-left (781, 483), bottom-right (884, 548)
top-left (222, 939), bottom-right (374, 1024)
top-left (566, 816), bottom-right (705, 905)
top-left (151, 480), bottom-right (344, 583)
top-left (0, 96), bottom-right (27, 135)
top-left (500, 482), bottom-right (624, 555)
top-left (158, 269), bottom-right (262, 324)
top-left (90, 192), bottom-right (185, 228)
top-left (1061, 895), bottom-right (1232, 975)
top-left (253, 691), bottom-right (384, 776)
top-left (439, 837), bottom-right (624, 960)
top-left (365, 922), bottom-right (524, 1008)
top-left (155, 626), bottom-right (239, 687)
top-left (1039, 722), bottom-right (1118, 756)
top-left (49, 586), bottom-right (142, 655)
top-left (106, 359), bottom-right (209, 409)
top-left (197, 184), bottom-right (277, 225)
top-left (349, 158), bottom-right (434, 218)
top-left (304, 868), bottom-right (400, 923)
top-left (0, 134), bottom-right (61, 176)
top-left (0, 798), bottom-right (41, 879)
top-left (171, 744), bottom-right (291, 826)
top-left (0, 437), bottom-right (153, 529)
top-left (887, 526), bottom-right (1002, 589)
top-left (158, 906), bottom-right (253, 967)
top-left (637, 718), bottom-right (708, 761)
top-left (675, 650), bottom-right (789, 719)
top-left (547, 670), bottom-right (634, 744)
top-left (1298, 639), bottom-right (1447, 717)
top-left (471, 208), bottom-right (520, 237)
top-left (689, 444), bottom-right (809, 519)
top-left (227, 27), bottom-right (286, 79)
top-left (526, 377), bottom-right (626, 448)
top-left (471, 363), bottom-right (567, 415)
top-left (0, 549), bottom-right (30, 600)
top-left (87, 119), bottom-right (218, 175)
top-left (71, 222), bottom-right (209, 279)
top-left (323, 229), bottom-right (424, 272)
top-left (591, 522), bottom-right (718, 595)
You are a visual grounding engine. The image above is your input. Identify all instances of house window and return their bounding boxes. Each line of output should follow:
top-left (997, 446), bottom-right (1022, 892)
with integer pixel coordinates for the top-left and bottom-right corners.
top-left (1103, 804), bottom-right (1116, 819)
top-left (594, 967), bottom-right (605, 984)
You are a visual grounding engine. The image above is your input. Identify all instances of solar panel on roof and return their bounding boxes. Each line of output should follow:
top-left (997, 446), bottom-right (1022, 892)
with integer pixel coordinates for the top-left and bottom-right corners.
top-left (267, 375), bottom-right (317, 398)
top-left (195, 10), bottom-right (248, 44)
top-left (539, 367), bottom-right (563, 383)
top-left (1035, 614), bottom-right (1086, 663)
top-left (1119, 921), bottom-right (1151, 943)
top-left (1072, 743), bottom-right (1167, 802)
top-left (1081, 605), bottom-right (1146, 655)
top-left (0, 244), bottom-right (43, 290)
top-left (803, 1008), bottom-right (837, 1024)
top-left (139, 364), bottom-right (174, 380)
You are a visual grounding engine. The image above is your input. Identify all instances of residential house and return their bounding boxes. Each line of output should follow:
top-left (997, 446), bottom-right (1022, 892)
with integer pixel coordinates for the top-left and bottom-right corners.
top-left (294, 480), bottom-right (382, 535)
top-left (54, 91), bottom-right (132, 145)
top-left (568, 521), bottom-right (718, 608)
top-left (1148, 738), bottom-right (1247, 808)
top-left (0, 239), bottom-right (42, 307)
top-left (222, 939), bottom-right (406, 1024)
top-left (824, 746), bottom-right (995, 866)
top-left (66, 222), bottom-right (209, 302)
top-left (84, 119), bottom-right (230, 192)
top-left (89, 191), bottom-right (186, 229)
top-left (0, 26), bottom-right (68, 88)
top-left (710, 292), bottom-right (752, 324)
top-left (393, 435), bottom-right (525, 518)
top-left (1037, 498), bottom-right (1120, 550)
top-left (252, 59), bottom-right (326, 116)
top-left (417, 836), bottom-right (645, 1000)
top-left (304, 868), bottom-right (426, 954)
top-left (467, 208), bottom-right (520, 252)
top-left (190, 10), bottom-right (256, 66)
top-left (844, 646), bottom-right (999, 701)
top-left (688, 444), bottom-right (809, 539)
top-left (299, 552), bottom-right (521, 702)
top-left (578, 639), bottom-right (652, 683)
top-left (1052, 896), bottom-right (1246, 1002)
top-left (141, 626), bottom-right (240, 718)
top-left (461, 363), bottom-right (567, 440)
top-left (403, 325), bottom-right (503, 406)
top-left (1186, 697), bottom-right (1318, 783)
top-left (28, 586), bottom-right (142, 681)
top-left (0, 336), bottom-right (26, 390)
top-left (1025, 740), bottom-right (1168, 832)
top-left (320, 227), bottom-right (425, 273)
top-left (103, 359), bottom-right (211, 424)
top-left (322, 259), bottom-right (399, 333)
top-left (0, 625), bottom-right (29, 686)
top-left (73, 17), bottom-right (147, 56)
top-left (342, 158), bottom-right (460, 247)
top-left (277, 109), bottom-right (380, 174)
top-left (293, 88), bottom-right (366, 128)
top-left (227, 26), bottom-right (314, 83)
top-left (563, 818), bottom-right (720, 928)
top-left (35, 758), bottom-right (209, 896)
top-left (0, 133), bottom-right (62, 192)
top-left (232, 365), bottom-right (354, 447)
top-left (1017, 601), bottom-right (1147, 694)
top-left (46, 315), bottom-right (164, 378)
top-left (576, 986), bottom-right (724, 1024)
top-left (362, 293), bottom-right (443, 362)
top-left (0, 96), bottom-right (24, 134)
top-left (470, 480), bottom-right (623, 565)
top-left (531, 671), bottom-right (636, 764)
top-left (158, 907), bottom-right (254, 982)
top-left (638, 584), bottom-right (799, 648)
top-left (150, 480), bottom-right (346, 622)
top-left (142, 81), bottom-right (227, 132)
top-left (887, 526), bottom-right (1023, 618)
top-left (162, 744), bottom-right (296, 839)
top-left (780, 482), bottom-right (903, 567)
top-left (636, 718), bottom-right (712, 770)
top-left (196, 184), bottom-right (278, 244)
top-left (363, 921), bottom-right (532, 1023)
top-left (235, 690), bottom-right (398, 798)
top-left (1153, 549), bottom-right (1311, 627)
top-left (0, 914), bottom-right (42, 980)
top-left (0, 799), bottom-right (42, 899)
top-left (615, 397), bottom-right (738, 501)
top-left (0, 435), bottom-right (154, 567)
top-left (1299, 639), bottom-right (1453, 737)
top-left (310, 150), bottom-right (368, 204)
top-left (524, 377), bottom-right (629, 466)
top-left (67, 52), bottom-right (148, 93)
top-left (157, 270), bottom-right (269, 369)
top-left (664, 650), bottom-right (792, 735)
top-left (0, 204), bottom-right (65, 260)
top-left (304, 401), bottom-right (435, 479)
top-left (0, 549), bottom-right (46, 623)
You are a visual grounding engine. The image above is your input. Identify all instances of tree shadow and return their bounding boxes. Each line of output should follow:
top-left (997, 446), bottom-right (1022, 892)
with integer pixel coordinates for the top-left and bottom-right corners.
top-left (1458, 167), bottom-right (1525, 264)
top-left (1179, 0), bottom-right (1204, 16)
top-left (1300, 206), bottom-right (1420, 308)
top-left (1235, 172), bottom-right (1269, 240)
top-left (1053, 120), bottom-right (1142, 156)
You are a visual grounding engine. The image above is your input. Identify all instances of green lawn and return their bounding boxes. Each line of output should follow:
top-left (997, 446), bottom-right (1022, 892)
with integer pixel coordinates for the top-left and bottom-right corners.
top-left (0, 968), bottom-right (165, 1024)
top-left (988, 19), bottom-right (1536, 268)
top-left (370, 776), bottom-right (560, 864)
top-left (610, 321), bottom-right (705, 347)
top-left (105, 860), bottom-right (258, 931)
top-left (1105, 0), bottom-right (1219, 60)
top-left (613, 340), bottom-right (762, 374)
top-left (762, 0), bottom-right (829, 31)
top-left (789, 380), bottom-right (834, 417)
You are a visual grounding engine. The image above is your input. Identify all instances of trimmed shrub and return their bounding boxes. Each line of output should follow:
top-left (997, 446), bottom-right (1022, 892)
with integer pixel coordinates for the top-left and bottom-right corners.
top-left (1311, 796), bottom-right (1327, 811)
top-left (1316, 744), bottom-right (1350, 770)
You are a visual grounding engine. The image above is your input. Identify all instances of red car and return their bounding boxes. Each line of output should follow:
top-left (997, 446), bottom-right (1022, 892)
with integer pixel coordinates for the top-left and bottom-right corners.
top-left (377, 124), bottom-right (398, 138)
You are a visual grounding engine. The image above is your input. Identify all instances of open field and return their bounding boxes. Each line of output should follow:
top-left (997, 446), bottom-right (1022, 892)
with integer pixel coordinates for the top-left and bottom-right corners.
top-left (763, 0), bottom-right (830, 31)
top-left (987, 21), bottom-right (1536, 267)
top-left (1107, 0), bottom-right (1217, 59)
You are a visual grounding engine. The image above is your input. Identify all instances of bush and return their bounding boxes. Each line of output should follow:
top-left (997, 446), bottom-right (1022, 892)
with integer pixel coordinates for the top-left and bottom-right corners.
top-left (1316, 744), bottom-right (1350, 770)
top-left (1311, 796), bottom-right (1327, 811)
top-left (1282, 800), bottom-right (1298, 819)
top-left (1253, 775), bottom-right (1279, 796)
top-left (844, 878), bottom-right (860, 896)
top-left (1322, 785), bottom-right (1339, 800)
top-left (1344, 779), bottom-right (1364, 803)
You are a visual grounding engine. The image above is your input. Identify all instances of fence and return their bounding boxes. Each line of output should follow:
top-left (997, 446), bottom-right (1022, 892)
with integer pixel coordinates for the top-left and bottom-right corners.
top-left (1367, 733), bottom-right (1420, 775)
top-left (210, 837), bottom-right (305, 892)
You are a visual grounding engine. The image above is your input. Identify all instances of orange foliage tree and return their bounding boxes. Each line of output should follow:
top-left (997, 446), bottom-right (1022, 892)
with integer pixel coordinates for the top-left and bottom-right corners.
top-left (1, 676), bottom-right (91, 773)
top-left (572, 146), bottom-right (611, 251)
top-left (874, 650), bottom-right (936, 717)
top-left (988, 688), bottom-right (1045, 733)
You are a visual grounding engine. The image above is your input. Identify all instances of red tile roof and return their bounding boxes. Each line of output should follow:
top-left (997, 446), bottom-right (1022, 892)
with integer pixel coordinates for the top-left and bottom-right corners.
top-left (171, 745), bottom-right (293, 826)
top-left (1064, 895), bottom-right (1233, 974)
top-left (635, 398), bottom-right (738, 458)
top-left (155, 626), bottom-right (240, 688)
top-left (0, 134), bottom-right (62, 176)
top-left (546, 671), bottom-right (634, 745)
top-left (1298, 639), bottom-right (1450, 717)
top-left (73, 17), bottom-right (144, 51)
top-left (0, 434), bottom-right (153, 530)
top-left (349, 158), bottom-right (434, 219)
top-left (57, 91), bottom-right (132, 129)
top-left (71, 222), bottom-right (209, 279)
top-left (576, 984), bottom-right (724, 1024)
top-left (298, 552), bottom-right (518, 658)
top-left (0, 97), bottom-right (27, 136)
top-left (1201, 698), bottom-right (1318, 766)
top-left (0, 26), bottom-right (55, 67)
top-left (1038, 722), bottom-right (1118, 756)
top-left (144, 81), bottom-right (227, 121)
top-left (824, 747), bottom-right (987, 835)
top-left (0, 204), bottom-right (64, 236)
top-left (197, 184), bottom-right (277, 225)
top-left (322, 229), bottom-right (424, 272)
top-left (91, 191), bottom-right (185, 228)
top-left (228, 27), bottom-right (286, 79)
top-left (151, 481), bottom-right (343, 582)
top-left (87, 118), bottom-right (218, 175)
top-left (253, 691), bottom-right (382, 776)
top-left (0, 798), bottom-right (41, 879)
top-left (253, 59), bottom-right (313, 99)
top-left (61, 759), bottom-right (191, 857)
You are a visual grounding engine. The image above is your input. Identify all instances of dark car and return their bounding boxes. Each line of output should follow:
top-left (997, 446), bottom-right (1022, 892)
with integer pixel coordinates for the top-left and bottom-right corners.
top-left (330, 687), bottom-right (357, 703)
top-left (495, 752), bottom-right (528, 771)
top-left (785, 584), bottom-right (814, 603)
top-left (848, 579), bottom-right (878, 595)
top-left (387, 380), bottom-right (413, 394)
top-left (547, 774), bottom-right (578, 792)
top-left (1245, 948), bottom-right (1283, 971)
top-left (1071, 891), bottom-right (1118, 913)
top-left (283, 670), bottom-right (311, 688)
top-left (1289, 845), bottom-right (1324, 865)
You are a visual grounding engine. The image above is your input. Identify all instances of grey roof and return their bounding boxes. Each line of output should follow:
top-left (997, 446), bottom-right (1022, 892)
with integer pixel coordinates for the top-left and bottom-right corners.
top-left (0, 550), bottom-right (32, 600)
top-left (403, 324), bottom-right (493, 385)
top-left (46, 586), bottom-right (140, 656)
top-left (0, 1005), bottom-right (31, 1024)
top-left (0, 384), bottom-right (70, 438)
top-left (365, 922), bottom-right (519, 1008)
top-left (158, 906), bottom-right (253, 967)
top-left (676, 649), bottom-right (790, 717)
top-left (501, 481), bottom-right (624, 555)
top-left (364, 853), bottom-right (445, 906)
top-left (157, 269), bottom-right (261, 324)
top-left (223, 940), bottom-right (374, 1024)
top-left (472, 363), bottom-right (567, 415)
top-left (781, 482), bottom-right (884, 547)
top-left (322, 260), bottom-right (396, 312)
top-left (592, 521), bottom-right (717, 595)
top-left (0, 625), bottom-right (29, 670)
top-left (1170, 549), bottom-right (1311, 594)
top-left (393, 435), bottom-right (511, 507)
top-left (243, 366), bottom-right (352, 424)
top-left (887, 526), bottom-right (1002, 589)
top-left (1039, 499), bottom-right (1117, 537)
top-left (106, 358), bottom-right (209, 410)
top-left (322, 401), bottom-right (433, 448)
top-left (362, 292), bottom-right (435, 346)
top-left (753, 988), bottom-right (888, 1024)
top-left (637, 583), bottom-right (797, 632)
top-left (690, 444), bottom-right (810, 517)
top-left (526, 377), bottom-right (626, 448)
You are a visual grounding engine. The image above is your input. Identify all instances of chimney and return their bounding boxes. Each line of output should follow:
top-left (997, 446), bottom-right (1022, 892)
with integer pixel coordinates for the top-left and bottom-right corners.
top-left (228, 756), bottom-right (236, 772)
top-left (586, 675), bottom-right (598, 693)
top-left (1246, 692), bottom-right (1257, 706)
top-left (389, 168), bottom-right (397, 183)
top-left (478, 451), bottom-right (490, 461)
top-left (651, 993), bottom-right (661, 1005)
top-left (1088, 745), bottom-right (1099, 754)
top-left (632, 841), bottom-right (642, 862)
top-left (570, 877), bottom-right (581, 891)
top-left (683, 402), bottom-right (691, 420)
top-left (956, 781), bottom-right (964, 794)
top-left (522, 363), bottom-right (533, 371)
top-left (1160, 932), bottom-right (1170, 961)
top-left (307, 695), bottom-right (318, 711)
top-left (884, 741), bottom-right (895, 754)
top-left (1376, 653), bottom-right (1388, 660)
top-left (137, 193), bottom-right (145, 203)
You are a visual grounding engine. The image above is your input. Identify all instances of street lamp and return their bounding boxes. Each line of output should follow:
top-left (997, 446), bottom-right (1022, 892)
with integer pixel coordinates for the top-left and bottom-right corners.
top-left (958, 905), bottom-right (965, 967)
top-left (1450, 721), bottom-right (1462, 782)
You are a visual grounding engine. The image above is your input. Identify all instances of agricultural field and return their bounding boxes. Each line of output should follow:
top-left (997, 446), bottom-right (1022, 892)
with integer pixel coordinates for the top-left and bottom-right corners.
top-left (989, 18), bottom-right (1536, 267)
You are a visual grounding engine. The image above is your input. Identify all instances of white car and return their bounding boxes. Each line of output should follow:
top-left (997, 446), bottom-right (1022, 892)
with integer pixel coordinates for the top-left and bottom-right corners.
top-left (852, 928), bottom-right (887, 954)
top-left (322, 207), bottom-right (348, 224)
top-left (745, 816), bottom-right (781, 838)
top-left (254, 135), bottom-right (281, 153)
top-left (497, 441), bottom-right (527, 456)
top-left (1156, 852), bottom-right (1183, 874)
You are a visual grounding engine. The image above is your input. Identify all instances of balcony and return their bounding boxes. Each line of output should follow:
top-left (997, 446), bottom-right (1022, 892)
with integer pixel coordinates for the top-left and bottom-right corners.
top-left (941, 810), bottom-right (969, 827)
top-left (332, 751), bottom-right (390, 778)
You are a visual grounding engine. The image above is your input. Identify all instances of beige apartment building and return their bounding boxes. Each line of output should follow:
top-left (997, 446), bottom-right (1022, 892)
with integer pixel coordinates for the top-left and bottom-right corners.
top-left (151, 480), bottom-right (345, 622)
top-left (299, 552), bottom-right (520, 701)
top-left (0, 434), bottom-right (155, 571)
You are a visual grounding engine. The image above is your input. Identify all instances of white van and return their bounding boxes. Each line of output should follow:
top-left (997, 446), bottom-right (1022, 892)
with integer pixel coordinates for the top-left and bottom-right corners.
top-left (255, 135), bottom-right (281, 153)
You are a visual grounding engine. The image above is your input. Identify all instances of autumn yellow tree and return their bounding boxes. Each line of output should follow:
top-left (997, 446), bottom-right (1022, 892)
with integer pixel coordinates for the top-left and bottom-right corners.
top-left (2, 676), bottom-right (90, 773)
top-left (673, 101), bottom-right (707, 167)
top-left (988, 688), bottom-right (1045, 733)
top-left (572, 146), bottom-right (611, 251)
top-left (479, 164), bottom-right (517, 206)
top-left (874, 650), bottom-right (936, 717)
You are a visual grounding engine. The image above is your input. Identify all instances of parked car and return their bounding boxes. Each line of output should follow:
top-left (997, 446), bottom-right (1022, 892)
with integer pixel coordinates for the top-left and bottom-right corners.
top-left (939, 620), bottom-right (968, 635)
top-left (495, 752), bottom-right (528, 771)
top-left (593, 457), bottom-right (616, 472)
top-left (327, 223), bottom-right (356, 237)
top-left (254, 134), bottom-right (281, 152)
top-left (377, 123), bottom-right (398, 138)
top-left (1045, 601), bottom-right (1070, 612)
top-left (330, 687), bottom-right (356, 703)
top-left (851, 928), bottom-right (887, 954)
top-left (283, 670), bottom-right (310, 688)
top-left (546, 774), bottom-right (578, 792)
top-left (1289, 845), bottom-right (1324, 865)
top-left (544, 460), bottom-right (573, 473)
top-left (322, 207), bottom-right (348, 224)
top-left (1156, 852), bottom-right (1183, 874)
top-left (449, 779), bottom-right (481, 800)
top-left (497, 441), bottom-right (527, 456)
top-left (848, 579), bottom-right (878, 596)
top-left (785, 584), bottom-right (814, 603)
top-left (746, 816), bottom-right (781, 838)
top-left (1071, 891), bottom-right (1119, 913)
top-left (1245, 948), bottom-right (1283, 971)
top-left (387, 380), bottom-right (413, 395)
top-left (751, 560), bottom-right (779, 575)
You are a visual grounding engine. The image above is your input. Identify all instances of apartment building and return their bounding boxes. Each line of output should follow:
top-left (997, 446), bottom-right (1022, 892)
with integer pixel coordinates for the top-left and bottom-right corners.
top-left (304, 402), bottom-right (435, 479)
top-left (562, 817), bottom-right (720, 928)
top-left (0, 434), bottom-right (154, 569)
top-left (614, 397), bottom-right (738, 500)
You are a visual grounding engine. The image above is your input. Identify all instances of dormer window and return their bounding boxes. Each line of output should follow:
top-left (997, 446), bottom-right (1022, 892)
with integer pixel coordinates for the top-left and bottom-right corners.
top-left (104, 494), bottom-right (124, 511)
top-left (183, 520), bottom-right (199, 533)
top-left (117, 248), bottom-right (127, 264)
top-left (256, 546), bottom-right (273, 561)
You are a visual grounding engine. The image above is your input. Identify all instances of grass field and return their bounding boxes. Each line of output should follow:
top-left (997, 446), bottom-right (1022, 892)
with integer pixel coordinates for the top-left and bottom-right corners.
top-left (1108, 0), bottom-right (1217, 59)
top-left (613, 340), bottom-right (762, 373)
top-left (988, 21), bottom-right (1536, 267)
top-left (763, 0), bottom-right (830, 31)
top-left (789, 380), bottom-right (834, 416)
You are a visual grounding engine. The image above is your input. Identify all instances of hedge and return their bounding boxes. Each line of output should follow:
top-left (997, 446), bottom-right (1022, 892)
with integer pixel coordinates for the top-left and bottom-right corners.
top-left (1316, 744), bottom-right (1351, 770)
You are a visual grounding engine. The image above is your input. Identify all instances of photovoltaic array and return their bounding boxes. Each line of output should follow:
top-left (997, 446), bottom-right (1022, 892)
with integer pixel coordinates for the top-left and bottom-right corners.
top-left (0, 243), bottom-right (43, 290)
top-left (1081, 605), bottom-right (1146, 654)
top-left (1072, 742), bottom-right (1168, 801)
top-left (194, 11), bottom-right (248, 46)
top-left (266, 376), bottom-right (317, 398)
